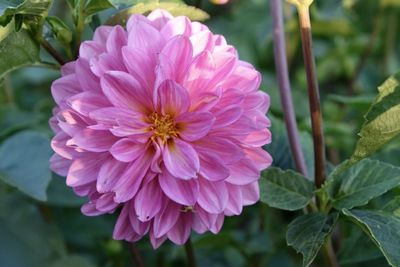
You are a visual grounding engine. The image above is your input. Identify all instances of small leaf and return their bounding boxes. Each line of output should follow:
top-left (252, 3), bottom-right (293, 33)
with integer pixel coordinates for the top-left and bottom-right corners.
top-left (0, 0), bottom-right (52, 26)
top-left (46, 16), bottom-right (72, 47)
top-left (106, 1), bottom-right (209, 26)
top-left (84, 0), bottom-right (114, 17)
top-left (383, 196), bottom-right (400, 218)
top-left (351, 71), bottom-right (400, 163)
top-left (324, 159), bottom-right (400, 210)
top-left (342, 209), bottom-right (400, 267)
top-left (0, 131), bottom-right (52, 201)
top-left (0, 30), bottom-right (40, 79)
top-left (286, 213), bottom-right (339, 267)
top-left (259, 167), bottom-right (315, 211)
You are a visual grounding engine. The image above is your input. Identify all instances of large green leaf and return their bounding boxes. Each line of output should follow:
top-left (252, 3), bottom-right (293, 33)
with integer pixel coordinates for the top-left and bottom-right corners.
top-left (259, 167), bottom-right (315, 211)
top-left (106, 0), bottom-right (209, 25)
top-left (286, 213), bottom-right (339, 267)
top-left (324, 159), bottom-right (400, 210)
top-left (0, 131), bottom-right (52, 201)
top-left (46, 174), bottom-right (85, 207)
top-left (351, 71), bottom-right (400, 163)
top-left (383, 196), bottom-right (400, 218)
top-left (0, 104), bottom-right (42, 139)
top-left (46, 16), bottom-right (72, 47)
top-left (0, 190), bottom-right (65, 267)
top-left (343, 209), bottom-right (400, 267)
top-left (0, 30), bottom-right (40, 79)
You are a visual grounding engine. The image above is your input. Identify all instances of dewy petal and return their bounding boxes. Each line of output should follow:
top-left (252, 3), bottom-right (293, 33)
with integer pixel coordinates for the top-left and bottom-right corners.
top-left (197, 178), bottom-right (228, 214)
top-left (134, 179), bottom-right (163, 222)
top-left (101, 71), bottom-right (153, 113)
top-left (163, 139), bottom-right (199, 180)
top-left (157, 80), bottom-right (191, 116)
top-left (176, 111), bottom-right (215, 142)
top-left (153, 201), bottom-right (180, 238)
top-left (159, 169), bottom-right (199, 206)
top-left (167, 212), bottom-right (192, 245)
top-left (110, 138), bottom-right (148, 162)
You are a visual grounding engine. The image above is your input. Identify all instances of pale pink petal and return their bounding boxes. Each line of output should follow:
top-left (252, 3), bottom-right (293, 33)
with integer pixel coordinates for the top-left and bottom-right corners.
top-left (67, 154), bottom-right (107, 187)
top-left (97, 157), bottom-right (127, 193)
top-left (241, 181), bottom-right (260, 205)
top-left (50, 154), bottom-right (71, 176)
top-left (71, 128), bottom-right (117, 152)
top-left (198, 153), bottom-right (229, 181)
top-left (197, 178), bottom-right (228, 214)
top-left (93, 25), bottom-right (113, 44)
top-left (194, 136), bottom-right (244, 164)
top-left (225, 158), bottom-right (260, 185)
top-left (127, 15), bottom-right (164, 53)
top-left (68, 92), bottom-right (110, 117)
top-left (176, 111), bottom-right (215, 141)
top-left (213, 106), bottom-right (243, 128)
top-left (167, 212), bottom-right (192, 245)
top-left (153, 201), bottom-right (180, 238)
top-left (163, 139), bottom-right (199, 180)
top-left (157, 80), bottom-right (190, 116)
top-left (224, 183), bottom-right (242, 215)
top-left (161, 16), bottom-right (192, 39)
top-left (147, 9), bottom-right (173, 30)
top-left (110, 138), bottom-right (148, 162)
top-left (134, 179), bottom-right (164, 222)
top-left (159, 170), bottom-right (199, 206)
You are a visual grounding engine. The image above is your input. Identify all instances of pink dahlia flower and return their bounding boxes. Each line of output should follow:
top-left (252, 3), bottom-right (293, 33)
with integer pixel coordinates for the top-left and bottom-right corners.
top-left (49, 9), bottom-right (272, 248)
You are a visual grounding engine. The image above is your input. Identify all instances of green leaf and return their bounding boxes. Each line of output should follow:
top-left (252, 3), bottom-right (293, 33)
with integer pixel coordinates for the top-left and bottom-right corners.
top-left (342, 209), bottom-right (400, 267)
top-left (286, 213), bottom-right (339, 267)
top-left (46, 16), bottom-right (72, 46)
top-left (0, 0), bottom-right (52, 26)
top-left (351, 71), bottom-right (400, 163)
top-left (0, 104), bottom-right (42, 139)
top-left (106, 1), bottom-right (209, 26)
top-left (0, 131), bottom-right (52, 201)
top-left (84, 0), bottom-right (114, 17)
top-left (46, 174), bottom-right (86, 207)
top-left (259, 167), bottom-right (315, 211)
top-left (324, 159), bottom-right (400, 210)
top-left (0, 30), bottom-right (40, 79)
top-left (383, 196), bottom-right (400, 218)
top-left (0, 190), bottom-right (66, 267)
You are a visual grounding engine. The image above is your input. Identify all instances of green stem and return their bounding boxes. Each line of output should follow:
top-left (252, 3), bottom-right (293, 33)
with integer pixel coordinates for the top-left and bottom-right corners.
top-left (74, 0), bottom-right (86, 57)
top-left (322, 236), bottom-right (340, 267)
top-left (130, 243), bottom-right (145, 267)
top-left (296, 4), bottom-right (326, 190)
top-left (38, 38), bottom-right (66, 65)
top-left (184, 239), bottom-right (197, 267)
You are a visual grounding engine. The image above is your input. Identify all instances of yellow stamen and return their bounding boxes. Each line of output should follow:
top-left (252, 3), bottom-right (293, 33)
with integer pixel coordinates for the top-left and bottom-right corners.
top-left (148, 112), bottom-right (178, 143)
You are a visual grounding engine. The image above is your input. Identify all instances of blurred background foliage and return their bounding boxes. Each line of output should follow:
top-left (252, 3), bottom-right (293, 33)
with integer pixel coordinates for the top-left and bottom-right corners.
top-left (1, 0), bottom-right (400, 266)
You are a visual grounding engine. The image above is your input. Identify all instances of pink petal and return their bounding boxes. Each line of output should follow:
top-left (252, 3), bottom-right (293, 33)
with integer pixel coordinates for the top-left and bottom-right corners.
top-left (210, 214), bottom-right (224, 234)
top-left (79, 41), bottom-right (104, 60)
top-left (153, 201), bottom-right (180, 238)
top-left (71, 128), bottom-right (117, 152)
top-left (60, 61), bottom-right (75, 76)
top-left (225, 158), bottom-right (260, 185)
top-left (163, 139), bottom-right (199, 180)
top-left (127, 15), bottom-right (164, 53)
top-left (93, 25), bottom-right (113, 44)
top-left (242, 129), bottom-right (272, 147)
top-left (67, 154), bottom-right (106, 187)
top-left (213, 106), bottom-right (243, 128)
top-left (184, 51), bottom-right (215, 93)
top-left (96, 192), bottom-right (119, 212)
top-left (161, 35), bottom-right (193, 82)
top-left (106, 25), bottom-right (127, 55)
top-left (97, 157), bottom-right (127, 193)
top-left (176, 111), bottom-right (214, 141)
top-left (161, 16), bottom-right (192, 39)
top-left (147, 9), bottom-right (173, 30)
top-left (81, 202), bottom-right (105, 216)
top-left (128, 204), bottom-right (151, 235)
top-left (150, 231), bottom-right (168, 249)
top-left (51, 74), bottom-right (81, 106)
top-left (244, 147), bottom-right (273, 170)
top-left (68, 92), bottom-right (110, 117)
top-left (189, 30), bottom-right (214, 56)
top-left (122, 46), bottom-right (156, 91)
top-left (196, 207), bottom-right (218, 229)
top-left (157, 80), bottom-right (190, 116)
top-left (113, 204), bottom-right (134, 240)
top-left (110, 138), bottom-right (148, 162)
top-left (134, 179), bottom-right (164, 222)
top-left (159, 170), bottom-right (199, 206)
top-left (167, 212), bottom-right (192, 245)
top-left (193, 136), bottom-right (244, 164)
top-left (224, 183), bottom-right (242, 215)
top-left (197, 178), bottom-right (228, 214)
top-left (198, 152), bottom-right (229, 181)
top-left (241, 181), bottom-right (260, 205)
top-left (75, 58), bottom-right (100, 92)
top-left (50, 154), bottom-right (71, 176)
top-left (101, 71), bottom-right (153, 113)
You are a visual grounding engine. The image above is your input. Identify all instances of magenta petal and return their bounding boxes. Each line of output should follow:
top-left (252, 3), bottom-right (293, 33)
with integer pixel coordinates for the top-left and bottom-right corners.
top-left (50, 154), bottom-right (71, 176)
top-left (81, 202), bottom-right (104, 216)
top-left (241, 181), bottom-right (260, 206)
top-left (93, 25), bottom-right (112, 44)
top-left (176, 111), bottom-right (215, 142)
top-left (198, 153), bottom-right (230, 182)
top-left (194, 136), bottom-right (244, 164)
top-left (106, 25), bottom-right (127, 55)
top-left (157, 80), bottom-right (190, 116)
top-left (163, 139), bottom-right (199, 180)
top-left (67, 154), bottom-right (106, 187)
top-left (153, 201), bottom-right (180, 238)
top-left (167, 212), bottom-right (192, 245)
top-left (113, 204), bottom-right (134, 240)
top-left (161, 16), bottom-right (192, 38)
top-left (51, 74), bottom-right (81, 106)
top-left (213, 106), bottom-right (243, 128)
top-left (128, 204), bottom-right (151, 235)
top-left (127, 15), bottom-right (163, 53)
top-left (110, 138), bottom-right (148, 162)
top-left (224, 183), bottom-right (243, 215)
top-left (209, 214), bottom-right (224, 234)
top-left (159, 170), bottom-right (199, 206)
top-left (226, 158), bottom-right (260, 185)
top-left (68, 92), bottom-right (110, 117)
top-left (96, 193), bottom-right (119, 212)
top-left (97, 157), bottom-right (127, 193)
top-left (71, 128), bottom-right (117, 152)
top-left (197, 178), bottom-right (228, 214)
top-left (150, 231), bottom-right (168, 249)
top-left (147, 9), bottom-right (173, 30)
top-left (134, 179), bottom-right (163, 222)
top-left (196, 207), bottom-right (218, 229)
top-left (101, 71), bottom-right (153, 112)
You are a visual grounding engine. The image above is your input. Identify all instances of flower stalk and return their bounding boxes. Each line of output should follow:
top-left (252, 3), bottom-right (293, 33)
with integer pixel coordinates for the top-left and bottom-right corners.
top-left (185, 239), bottom-right (197, 267)
top-left (294, 2), bottom-right (326, 189)
top-left (270, 0), bottom-right (308, 177)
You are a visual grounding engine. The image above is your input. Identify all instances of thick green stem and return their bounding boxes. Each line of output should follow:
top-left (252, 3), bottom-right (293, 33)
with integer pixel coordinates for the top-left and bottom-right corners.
top-left (74, 0), bottom-right (86, 57)
top-left (39, 38), bottom-right (66, 65)
top-left (322, 236), bottom-right (340, 267)
top-left (296, 4), bottom-right (326, 190)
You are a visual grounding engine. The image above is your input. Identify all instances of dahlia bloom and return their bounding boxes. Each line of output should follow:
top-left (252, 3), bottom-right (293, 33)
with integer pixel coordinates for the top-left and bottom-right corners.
top-left (49, 9), bottom-right (271, 248)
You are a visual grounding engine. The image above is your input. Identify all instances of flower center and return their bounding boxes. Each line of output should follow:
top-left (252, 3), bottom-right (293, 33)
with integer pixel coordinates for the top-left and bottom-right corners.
top-left (148, 112), bottom-right (178, 142)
